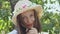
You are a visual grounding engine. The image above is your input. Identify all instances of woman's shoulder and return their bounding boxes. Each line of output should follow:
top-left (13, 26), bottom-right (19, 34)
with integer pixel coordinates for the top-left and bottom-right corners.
top-left (8, 30), bottom-right (17, 34)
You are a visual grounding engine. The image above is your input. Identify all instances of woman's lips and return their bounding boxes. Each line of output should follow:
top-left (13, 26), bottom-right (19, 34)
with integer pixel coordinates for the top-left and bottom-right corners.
top-left (26, 23), bottom-right (33, 28)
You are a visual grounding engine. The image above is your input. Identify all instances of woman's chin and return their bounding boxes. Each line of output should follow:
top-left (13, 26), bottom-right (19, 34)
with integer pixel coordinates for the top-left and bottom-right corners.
top-left (27, 27), bottom-right (31, 29)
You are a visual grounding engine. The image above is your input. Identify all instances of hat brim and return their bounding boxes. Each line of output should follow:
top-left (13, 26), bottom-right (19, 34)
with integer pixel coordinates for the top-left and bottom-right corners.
top-left (12, 5), bottom-right (43, 26)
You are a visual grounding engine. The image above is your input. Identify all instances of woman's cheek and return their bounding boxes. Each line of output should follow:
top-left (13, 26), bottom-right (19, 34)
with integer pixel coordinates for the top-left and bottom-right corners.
top-left (24, 18), bottom-right (28, 24)
top-left (31, 17), bottom-right (35, 22)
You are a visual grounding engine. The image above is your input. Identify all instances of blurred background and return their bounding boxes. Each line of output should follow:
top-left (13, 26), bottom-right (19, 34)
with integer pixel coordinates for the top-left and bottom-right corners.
top-left (0, 0), bottom-right (60, 34)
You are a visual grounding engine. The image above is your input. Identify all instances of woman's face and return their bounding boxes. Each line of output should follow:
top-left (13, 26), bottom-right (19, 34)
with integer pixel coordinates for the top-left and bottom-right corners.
top-left (21, 10), bottom-right (35, 29)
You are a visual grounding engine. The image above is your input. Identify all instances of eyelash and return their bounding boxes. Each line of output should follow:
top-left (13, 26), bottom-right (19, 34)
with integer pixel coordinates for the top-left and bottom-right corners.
top-left (22, 14), bottom-right (34, 19)
top-left (30, 14), bottom-right (33, 17)
top-left (22, 17), bottom-right (26, 19)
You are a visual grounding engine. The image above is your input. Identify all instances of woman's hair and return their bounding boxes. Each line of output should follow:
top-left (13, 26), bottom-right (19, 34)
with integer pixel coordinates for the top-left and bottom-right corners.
top-left (16, 10), bottom-right (42, 34)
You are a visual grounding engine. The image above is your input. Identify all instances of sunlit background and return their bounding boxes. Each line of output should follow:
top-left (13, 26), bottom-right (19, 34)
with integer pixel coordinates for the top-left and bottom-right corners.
top-left (0, 0), bottom-right (60, 34)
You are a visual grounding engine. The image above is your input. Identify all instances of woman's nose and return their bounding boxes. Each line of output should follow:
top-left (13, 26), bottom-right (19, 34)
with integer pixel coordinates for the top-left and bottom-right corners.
top-left (27, 17), bottom-right (32, 23)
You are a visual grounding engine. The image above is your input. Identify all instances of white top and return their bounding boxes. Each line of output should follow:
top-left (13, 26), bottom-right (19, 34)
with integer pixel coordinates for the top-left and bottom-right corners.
top-left (8, 30), bottom-right (17, 34)
top-left (8, 30), bottom-right (49, 34)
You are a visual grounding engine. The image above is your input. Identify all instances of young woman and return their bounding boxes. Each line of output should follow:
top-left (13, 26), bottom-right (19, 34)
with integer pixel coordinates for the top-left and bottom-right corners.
top-left (8, 0), bottom-right (43, 34)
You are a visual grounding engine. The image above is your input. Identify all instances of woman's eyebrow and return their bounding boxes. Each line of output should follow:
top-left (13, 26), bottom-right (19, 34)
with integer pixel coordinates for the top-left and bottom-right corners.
top-left (22, 16), bottom-right (26, 17)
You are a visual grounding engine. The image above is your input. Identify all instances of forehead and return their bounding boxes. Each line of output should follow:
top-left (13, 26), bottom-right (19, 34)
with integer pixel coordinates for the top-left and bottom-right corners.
top-left (21, 10), bottom-right (34, 16)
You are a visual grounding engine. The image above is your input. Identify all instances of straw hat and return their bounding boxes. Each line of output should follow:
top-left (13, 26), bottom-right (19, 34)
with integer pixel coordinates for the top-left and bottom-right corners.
top-left (12, 0), bottom-right (43, 26)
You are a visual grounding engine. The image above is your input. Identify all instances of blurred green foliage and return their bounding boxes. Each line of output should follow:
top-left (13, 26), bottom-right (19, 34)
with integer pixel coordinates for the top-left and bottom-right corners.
top-left (0, 0), bottom-right (14, 34)
top-left (0, 0), bottom-right (60, 34)
top-left (41, 12), bottom-right (60, 34)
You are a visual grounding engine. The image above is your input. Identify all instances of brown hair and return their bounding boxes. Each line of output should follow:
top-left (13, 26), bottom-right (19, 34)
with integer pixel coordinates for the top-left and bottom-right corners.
top-left (16, 10), bottom-right (41, 34)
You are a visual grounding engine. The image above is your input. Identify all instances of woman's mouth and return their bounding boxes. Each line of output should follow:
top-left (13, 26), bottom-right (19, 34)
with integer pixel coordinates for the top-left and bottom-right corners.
top-left (26, 23), bottom-right (33, 28)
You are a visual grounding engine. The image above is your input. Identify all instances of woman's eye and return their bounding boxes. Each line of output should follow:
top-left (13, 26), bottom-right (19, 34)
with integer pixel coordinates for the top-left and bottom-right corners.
top-left (30, 14), bottom-right (34, 17)
top-left (22, 16), bottom-right (26, 19)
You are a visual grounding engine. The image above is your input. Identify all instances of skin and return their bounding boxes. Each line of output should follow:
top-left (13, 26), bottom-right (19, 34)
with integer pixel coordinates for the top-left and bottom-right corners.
top-left (20, 10), bottom-right (38, 34)
top-left (21, 10), bottom-right (34, 28)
